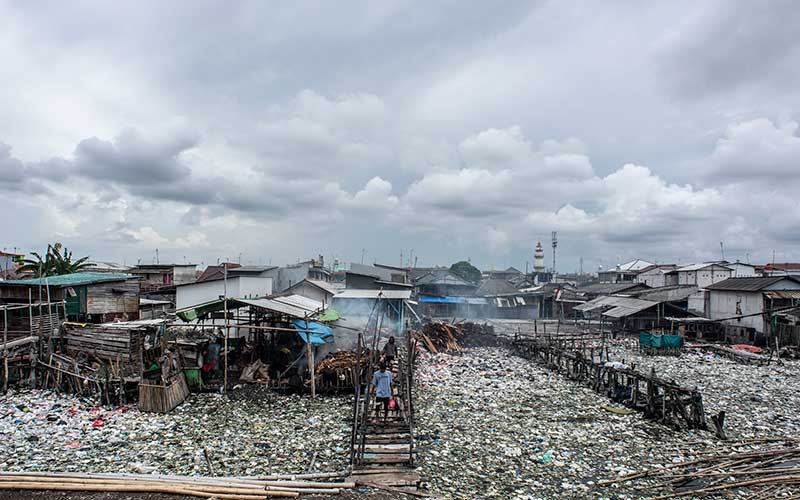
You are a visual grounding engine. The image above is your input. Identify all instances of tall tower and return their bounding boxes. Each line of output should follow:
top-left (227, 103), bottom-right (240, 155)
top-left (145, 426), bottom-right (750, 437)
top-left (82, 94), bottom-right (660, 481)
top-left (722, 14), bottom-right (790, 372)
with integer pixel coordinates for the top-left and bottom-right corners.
top-left (551, 231), bottom-right (558, 275)
top-left (534, 242), bottom-right (545, 273)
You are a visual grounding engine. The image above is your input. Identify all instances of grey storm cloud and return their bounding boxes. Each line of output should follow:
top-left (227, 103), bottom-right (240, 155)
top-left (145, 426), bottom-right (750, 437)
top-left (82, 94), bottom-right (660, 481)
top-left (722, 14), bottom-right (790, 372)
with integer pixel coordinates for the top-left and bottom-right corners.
top-left (73, 128), bottom-right (197, 185)
top-left (656, 0), bottom-right (800, 98)
top-left (3, 1), bottom-right (800, 269)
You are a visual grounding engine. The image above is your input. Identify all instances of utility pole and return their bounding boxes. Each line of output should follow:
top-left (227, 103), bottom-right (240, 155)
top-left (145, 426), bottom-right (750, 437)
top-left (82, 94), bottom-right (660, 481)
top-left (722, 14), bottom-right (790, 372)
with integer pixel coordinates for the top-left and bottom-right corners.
top-left (720, 242), bottom-right (725, 262)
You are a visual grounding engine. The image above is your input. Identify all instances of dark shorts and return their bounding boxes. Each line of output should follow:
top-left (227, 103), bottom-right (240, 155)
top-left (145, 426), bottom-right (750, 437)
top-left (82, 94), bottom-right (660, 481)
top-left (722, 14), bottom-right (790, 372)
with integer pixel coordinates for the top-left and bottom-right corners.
top-left (375, 397), bottom-right (390, 411)
top-left (385, 355), bottom-right (395, 364)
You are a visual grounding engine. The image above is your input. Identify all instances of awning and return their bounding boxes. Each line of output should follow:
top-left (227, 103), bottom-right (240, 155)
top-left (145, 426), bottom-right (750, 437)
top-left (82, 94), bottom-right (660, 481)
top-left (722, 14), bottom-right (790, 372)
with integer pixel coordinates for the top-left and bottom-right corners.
top-left (764, 290), bottom-right (800, 300)
top-left (315, 307), bottom-right (341, 322)
top-left (176, 299), bottom-right (227, 322)
top-left (418, 296), bottom-right (488, 305)
top-left (292, 320), bottom-right (333, 345)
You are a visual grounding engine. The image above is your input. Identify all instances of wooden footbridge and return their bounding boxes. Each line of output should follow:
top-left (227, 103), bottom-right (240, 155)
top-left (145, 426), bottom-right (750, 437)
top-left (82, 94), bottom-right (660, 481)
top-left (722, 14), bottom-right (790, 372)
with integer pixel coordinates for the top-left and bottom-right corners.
top-left (348, 301), bottom-right (421, 494)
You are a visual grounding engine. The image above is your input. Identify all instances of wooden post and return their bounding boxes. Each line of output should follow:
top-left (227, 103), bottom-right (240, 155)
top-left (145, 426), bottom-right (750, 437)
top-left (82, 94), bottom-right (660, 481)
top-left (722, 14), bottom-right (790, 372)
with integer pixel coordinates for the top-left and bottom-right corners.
top-left (306, 315), bottom-right (315, 399)
top-left (223, 266), bottom-right (228, 393)
top-left (3, 307), bottom-right (8, 393)
top-left (45, 278), bottom-right (53, 335)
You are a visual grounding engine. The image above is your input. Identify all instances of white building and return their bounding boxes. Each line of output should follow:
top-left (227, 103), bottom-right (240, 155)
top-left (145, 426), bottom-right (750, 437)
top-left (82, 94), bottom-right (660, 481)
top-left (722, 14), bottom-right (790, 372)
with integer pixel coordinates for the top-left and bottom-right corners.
top-left (706, 276), bottom-right (800, 334)
top-left (634, 264), bottom-right (677, 288)
top-left (726, 262), bottom-right (758, 277)
top-left (175, 275), bottom-right (273, 309)
top-left (674, 263), bottom-right (732, 288)
top-left (598, 259), bottom-right (654, 283)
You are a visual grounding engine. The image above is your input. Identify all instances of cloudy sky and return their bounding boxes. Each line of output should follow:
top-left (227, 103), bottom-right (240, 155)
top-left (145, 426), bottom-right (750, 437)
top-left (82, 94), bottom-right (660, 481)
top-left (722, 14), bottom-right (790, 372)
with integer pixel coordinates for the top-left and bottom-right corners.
top-left (2, 1), bottom-right (800, 272)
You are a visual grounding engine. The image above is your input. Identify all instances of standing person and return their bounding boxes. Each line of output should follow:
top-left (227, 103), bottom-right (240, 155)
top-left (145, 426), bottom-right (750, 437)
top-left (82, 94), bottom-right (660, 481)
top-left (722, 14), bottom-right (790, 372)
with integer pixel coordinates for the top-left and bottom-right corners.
top-left (382, 336), bottom-right (397, 366)
top-left (370, 361), bottom-right (393, 423)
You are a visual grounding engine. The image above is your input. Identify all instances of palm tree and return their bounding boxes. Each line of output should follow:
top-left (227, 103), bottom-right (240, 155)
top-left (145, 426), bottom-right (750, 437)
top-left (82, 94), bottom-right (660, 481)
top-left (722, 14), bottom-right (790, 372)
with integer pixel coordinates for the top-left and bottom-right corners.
top-left (18, 243), bottom-right (92, 277)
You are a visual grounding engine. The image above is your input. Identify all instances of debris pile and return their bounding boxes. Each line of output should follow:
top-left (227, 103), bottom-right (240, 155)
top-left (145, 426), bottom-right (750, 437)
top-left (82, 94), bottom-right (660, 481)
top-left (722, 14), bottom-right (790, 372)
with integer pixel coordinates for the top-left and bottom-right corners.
top-left (603, 440), bottom-right (800, 498)
top-left (414, 322), bottom-right (463, 353)
top-left (0, 387), bottom-right (353, 476)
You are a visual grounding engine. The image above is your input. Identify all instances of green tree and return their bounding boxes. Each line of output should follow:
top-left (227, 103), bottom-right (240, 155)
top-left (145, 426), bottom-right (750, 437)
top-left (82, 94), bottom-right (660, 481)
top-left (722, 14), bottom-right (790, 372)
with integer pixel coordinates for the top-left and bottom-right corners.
top-left (449, 260), bottom-right (482, 284)
top-left (18, 243), bottom-right (92, 277)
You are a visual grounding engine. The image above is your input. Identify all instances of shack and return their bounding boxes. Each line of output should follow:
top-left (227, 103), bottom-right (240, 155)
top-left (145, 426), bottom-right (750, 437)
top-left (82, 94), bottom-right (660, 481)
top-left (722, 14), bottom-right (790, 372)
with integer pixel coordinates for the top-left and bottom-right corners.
top-left (0, 272), bottom-right (140, 323)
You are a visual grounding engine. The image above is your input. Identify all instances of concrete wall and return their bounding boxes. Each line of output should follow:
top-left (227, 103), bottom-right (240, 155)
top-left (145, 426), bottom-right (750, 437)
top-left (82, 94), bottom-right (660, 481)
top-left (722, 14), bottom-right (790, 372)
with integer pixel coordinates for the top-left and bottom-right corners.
top-left (678, 266), bottom-right (732, 288)
top-left (728, 263), bottom-right (757, 277)
top-left (176, 276), bottom-right (273, 309)
top-left (173, 265), bottom-right (198, 285)
top-left (288, 282), bottom-right (333, 305)
top-left (237, 276), bottom-right (273, 298)
top-left (636, 269), bottom-right (667, 288)
top-left (708, 290), bottom-right (764, 332)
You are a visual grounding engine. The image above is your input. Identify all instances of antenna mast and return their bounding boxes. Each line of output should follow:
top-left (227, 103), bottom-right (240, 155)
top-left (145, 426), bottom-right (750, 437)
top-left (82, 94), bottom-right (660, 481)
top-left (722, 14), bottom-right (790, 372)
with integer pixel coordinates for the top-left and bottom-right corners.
top-left (551, 231), bottom-right (558, 276)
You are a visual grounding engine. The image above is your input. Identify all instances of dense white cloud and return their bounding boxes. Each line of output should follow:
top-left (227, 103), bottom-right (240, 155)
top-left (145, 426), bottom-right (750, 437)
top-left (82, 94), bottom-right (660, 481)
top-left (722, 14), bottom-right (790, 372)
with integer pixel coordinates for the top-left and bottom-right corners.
top-left (2, 1), bottom-right (800, 270)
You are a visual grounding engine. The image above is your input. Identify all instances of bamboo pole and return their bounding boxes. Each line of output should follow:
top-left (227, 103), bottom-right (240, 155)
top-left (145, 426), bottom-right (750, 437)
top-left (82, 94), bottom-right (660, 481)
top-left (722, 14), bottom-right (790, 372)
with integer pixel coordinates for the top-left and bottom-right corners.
top-left (0, 481), bottom-right (299, 498)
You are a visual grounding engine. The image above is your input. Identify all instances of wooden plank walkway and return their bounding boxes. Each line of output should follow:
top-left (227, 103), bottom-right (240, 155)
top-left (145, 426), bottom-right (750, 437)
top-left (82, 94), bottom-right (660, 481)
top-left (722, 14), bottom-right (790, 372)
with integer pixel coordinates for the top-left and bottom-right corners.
top-left (350, 335), bottom-right (421, 493)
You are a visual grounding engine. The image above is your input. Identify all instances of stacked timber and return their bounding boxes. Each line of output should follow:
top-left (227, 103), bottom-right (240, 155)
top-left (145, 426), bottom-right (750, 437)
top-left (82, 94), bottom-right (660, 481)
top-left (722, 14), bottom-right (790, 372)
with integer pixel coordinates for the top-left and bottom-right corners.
top-left (0, 471), bottom-right (357, 498)
top-left (602, 441), bottom-right (800, 498)
top-left (414, 322), bottom-right (462, 353)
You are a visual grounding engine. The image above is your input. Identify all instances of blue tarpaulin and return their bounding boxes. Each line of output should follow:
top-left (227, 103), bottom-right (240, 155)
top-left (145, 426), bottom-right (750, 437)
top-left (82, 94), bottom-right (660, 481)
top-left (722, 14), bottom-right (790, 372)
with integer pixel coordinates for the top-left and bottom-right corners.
top-left (292, 320), bottom-right (333, 345)
top-left (419, 296), bottom-right (488, 305)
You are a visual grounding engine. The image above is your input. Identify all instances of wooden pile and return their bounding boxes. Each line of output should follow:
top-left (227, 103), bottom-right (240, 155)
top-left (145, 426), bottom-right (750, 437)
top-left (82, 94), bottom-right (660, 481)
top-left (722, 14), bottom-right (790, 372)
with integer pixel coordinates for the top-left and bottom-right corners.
top-left (601, 440), bottom-right (800, 499)
top-left (414, 322), bottom-right (462, 353)
top-left (0, 471), bottom-right (357, 499)
top-left (314, 349), bottom-right (369, 390)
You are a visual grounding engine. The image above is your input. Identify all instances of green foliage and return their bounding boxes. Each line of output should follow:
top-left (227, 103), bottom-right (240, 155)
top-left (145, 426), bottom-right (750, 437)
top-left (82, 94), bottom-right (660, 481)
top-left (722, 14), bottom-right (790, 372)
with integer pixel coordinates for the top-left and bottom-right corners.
top-left (449, 260), bottom-right (482, 284)
top-left (18, 243), bottom-right (92, 277)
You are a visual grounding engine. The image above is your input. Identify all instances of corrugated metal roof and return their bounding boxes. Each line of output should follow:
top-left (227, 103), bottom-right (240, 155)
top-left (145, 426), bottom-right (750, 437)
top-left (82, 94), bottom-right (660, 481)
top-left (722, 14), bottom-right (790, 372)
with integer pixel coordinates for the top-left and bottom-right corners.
top-left (764, 290), bottom-right (800, 299)
top-left (676, 263), bottom-right (732, 272)
top-left (575, 296), bottom-right (656, 314)
top-left (603, 298), bottom-right (658, 318)
top-left (5, 272), bottom-right (135, 287)
top-left (333, 289), bottom-right (412, 299)
top-left (233, 297), bottom-right (311, 319)
top-left (273, 294), bottom-right (326, 313)
top-left (706, 276), bottom-right (800, 291)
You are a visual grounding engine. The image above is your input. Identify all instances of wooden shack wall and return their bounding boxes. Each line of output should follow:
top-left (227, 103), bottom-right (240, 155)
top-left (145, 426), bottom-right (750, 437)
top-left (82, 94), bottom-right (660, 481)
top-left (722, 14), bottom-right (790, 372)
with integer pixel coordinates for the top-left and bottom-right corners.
top-left (86, 280), bottom-right (140, 320)
top-left (63, 324), bottom-right (143, 373)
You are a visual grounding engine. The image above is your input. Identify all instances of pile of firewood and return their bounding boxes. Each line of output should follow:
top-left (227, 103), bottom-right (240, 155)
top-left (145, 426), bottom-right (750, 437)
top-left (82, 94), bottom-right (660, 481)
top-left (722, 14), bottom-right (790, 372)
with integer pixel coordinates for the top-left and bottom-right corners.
top-left (601, 439), bottom-right (800, 499)
top-left (315, 350), bottom-right (368, 374)
top-left (415, 322), bottom-right (463, 353)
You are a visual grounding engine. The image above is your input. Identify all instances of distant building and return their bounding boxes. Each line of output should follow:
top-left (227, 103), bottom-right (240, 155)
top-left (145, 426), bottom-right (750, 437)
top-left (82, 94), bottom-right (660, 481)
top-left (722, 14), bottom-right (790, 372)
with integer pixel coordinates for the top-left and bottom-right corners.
top-left (83, 261), bottom-right (132, 274)
top-left (635, 264), bottom-right (678, 288)
top-left (283, 278), bottom-right (338, 306)
top-left (175, 273), bottom-right (273, 309)
top-left (263, 259), bottom-right (331, 293)
top-left (129, 264), bottom-right (198, 293)
top-left (598, 259), bottom-right (654, 283)
top-left (483, 267), bottom-right (524, 282)
top-left (673, 263), bottom-right (732, 288)
top-left (705, 276), bottom-right (800, 336)
top-left (759, 263), bottom-right (800, 277)
top-left (0, 250), bottom-right (24, 273)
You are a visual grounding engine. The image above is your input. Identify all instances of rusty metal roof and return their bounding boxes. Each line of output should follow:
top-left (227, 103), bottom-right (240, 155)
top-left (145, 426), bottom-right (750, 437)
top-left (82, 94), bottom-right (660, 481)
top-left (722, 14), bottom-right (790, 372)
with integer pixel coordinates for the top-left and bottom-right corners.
top-left (705, 276), bottom-right (800, 291)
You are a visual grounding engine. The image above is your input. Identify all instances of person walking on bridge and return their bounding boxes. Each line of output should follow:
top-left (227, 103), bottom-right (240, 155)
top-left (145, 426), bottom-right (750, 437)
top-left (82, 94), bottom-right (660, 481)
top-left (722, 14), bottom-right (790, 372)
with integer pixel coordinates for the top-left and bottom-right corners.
top-left (382, 336), bottom-right (397, 366)
top-left (370, 361), bottom-right (393, 424)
